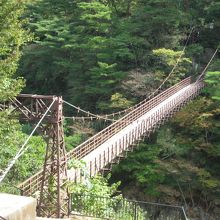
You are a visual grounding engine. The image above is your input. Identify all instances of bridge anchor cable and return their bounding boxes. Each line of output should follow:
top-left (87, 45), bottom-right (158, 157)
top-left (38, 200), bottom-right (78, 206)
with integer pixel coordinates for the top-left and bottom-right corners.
top-left (0, 99), bottom-right (55, 184)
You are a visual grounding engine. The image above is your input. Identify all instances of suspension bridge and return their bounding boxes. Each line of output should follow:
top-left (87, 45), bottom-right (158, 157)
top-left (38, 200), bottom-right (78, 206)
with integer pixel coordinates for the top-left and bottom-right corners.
top-left (0, 74), bottom-right (205, 218)
top-left (3, 39), bottom-right (220, 220)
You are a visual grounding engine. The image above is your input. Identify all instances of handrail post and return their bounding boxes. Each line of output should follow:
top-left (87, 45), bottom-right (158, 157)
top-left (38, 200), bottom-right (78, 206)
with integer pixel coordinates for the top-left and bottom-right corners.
top-left (67, 194), bottom-right (72, 217)
top-left (134, 201), bottom-right (137, 220)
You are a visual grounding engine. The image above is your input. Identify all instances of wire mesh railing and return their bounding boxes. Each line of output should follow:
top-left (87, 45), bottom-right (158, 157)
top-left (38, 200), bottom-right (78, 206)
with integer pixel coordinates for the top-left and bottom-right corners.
top-left (69, 194), bottom-right (188, 220)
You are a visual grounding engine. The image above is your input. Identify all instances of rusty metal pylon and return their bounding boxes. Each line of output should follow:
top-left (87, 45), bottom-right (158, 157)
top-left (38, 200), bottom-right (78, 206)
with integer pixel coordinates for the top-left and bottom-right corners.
top-left (6, 94), bottom-right (68, 218)
top-left (37, 96), bottom-right (67, 217)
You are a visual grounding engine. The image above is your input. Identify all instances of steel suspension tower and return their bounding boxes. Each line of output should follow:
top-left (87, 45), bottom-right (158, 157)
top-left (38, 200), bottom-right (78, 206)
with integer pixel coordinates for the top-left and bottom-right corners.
top-left (7, 94), bottom-right (68, 217)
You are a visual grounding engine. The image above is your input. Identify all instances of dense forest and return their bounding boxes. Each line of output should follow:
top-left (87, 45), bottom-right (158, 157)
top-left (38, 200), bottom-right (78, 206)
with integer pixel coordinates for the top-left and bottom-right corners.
top-left (0, 0), bottom-right (220, 219)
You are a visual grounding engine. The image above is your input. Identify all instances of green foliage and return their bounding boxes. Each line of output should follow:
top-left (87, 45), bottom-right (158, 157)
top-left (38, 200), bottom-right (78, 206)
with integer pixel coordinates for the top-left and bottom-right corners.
top-left (20, 0), bottom-right (191, 112)
top-left (109, 93), bottom-right (133, 109)
top-left (166, 88), bottom-right (220, 206)
top-left (0, 0), bottom-right (35, 191)
top-left (152, 48), bottom-right (192, 85)
top-left (0, 0), bottom-right (31, 101)
top-left (0, 112), bottom-right (24, 173)
top-left (20, 0), bottom-right (129, 110)
top-left (205, 71), bottom-right (220, 100)
top-left (67, 159), bottom-right (120, 197)
top-left (0, 116), bottom-right (45, 192)
top-left (68, 159), bottom-right (145, 220)
top-left (112, 143), bottom-right (165, 196)
top-left (85, 62), bottom-right (126, 100)
top-left (65, 133), bottom-right (83, 152)
top-left (17, 136), bottom-right (45, 181)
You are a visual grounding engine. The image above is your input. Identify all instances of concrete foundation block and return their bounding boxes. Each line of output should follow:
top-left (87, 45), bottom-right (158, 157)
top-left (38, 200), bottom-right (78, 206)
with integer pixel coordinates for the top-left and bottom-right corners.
top-left (0, 193), bottom-right (36, 220)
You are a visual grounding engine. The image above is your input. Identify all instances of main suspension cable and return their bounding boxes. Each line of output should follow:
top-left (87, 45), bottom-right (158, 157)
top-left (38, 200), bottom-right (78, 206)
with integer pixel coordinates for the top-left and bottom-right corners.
top-left (0, 99), bottom-right (56, 183)
top-left (196, 47), bottom-right (219, 82)
top-left (63, 100), bottom-right (117, 122)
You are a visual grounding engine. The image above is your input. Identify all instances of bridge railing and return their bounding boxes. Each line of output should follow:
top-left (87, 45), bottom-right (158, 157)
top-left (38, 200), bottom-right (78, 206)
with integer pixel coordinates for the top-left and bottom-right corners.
top-left (69, 194), bottom-right (188, 220)
top-left (66, 77), bottom-right (192, 161)
top-left (19, 170), bottom-right (43, 196)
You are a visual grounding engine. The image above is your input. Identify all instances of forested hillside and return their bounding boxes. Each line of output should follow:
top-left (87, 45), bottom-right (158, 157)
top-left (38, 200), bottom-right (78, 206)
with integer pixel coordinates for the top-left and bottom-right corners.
top-left (0, 0), bottom-right (219, 219)
top-left (0, 0), bottom-right (46, 193)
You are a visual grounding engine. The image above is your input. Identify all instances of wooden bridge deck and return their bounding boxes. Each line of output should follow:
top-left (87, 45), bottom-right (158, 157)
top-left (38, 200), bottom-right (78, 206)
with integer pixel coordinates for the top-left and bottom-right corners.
top-left (68, 82), bottom-right (203, 182)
